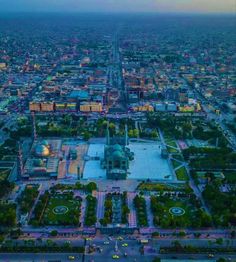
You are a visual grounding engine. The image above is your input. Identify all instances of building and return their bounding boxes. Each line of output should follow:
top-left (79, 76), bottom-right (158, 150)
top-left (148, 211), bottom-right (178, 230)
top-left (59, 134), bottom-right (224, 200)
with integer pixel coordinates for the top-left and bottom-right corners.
top-left (29, 102), bottom-right (41, 112)
top-left (0, 62), bottom-right (7, 70)
top-left (23, 139), bottom-right (61, 179)
top-left (80, 102), bottom-right (103, 112)
top-left (101, 125), bottom-right (134, 180)
top-left (40, 102), bottom-right (54, 112)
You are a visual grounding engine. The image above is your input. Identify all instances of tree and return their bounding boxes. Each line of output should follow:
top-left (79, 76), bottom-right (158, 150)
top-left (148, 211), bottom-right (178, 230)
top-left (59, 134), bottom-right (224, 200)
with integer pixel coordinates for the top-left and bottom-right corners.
top-left (50, 230), bottom-right (58, 237)
top-left (231, 230), bottom-right (236, 238)
top-left (83, 131), bottom-right (91, 141)
top-left (171, 240), bottom-right (182, 252)
top-left (215, 238), bottom-right (223, 245)
top-left (86, 182), bottom-right (97, 192)
top-left (152, 258), bottom-right (161, 262)
top-left (217, 258), bottom-right (226, 262)
top-left (178, 231), bottom-right (186, 237)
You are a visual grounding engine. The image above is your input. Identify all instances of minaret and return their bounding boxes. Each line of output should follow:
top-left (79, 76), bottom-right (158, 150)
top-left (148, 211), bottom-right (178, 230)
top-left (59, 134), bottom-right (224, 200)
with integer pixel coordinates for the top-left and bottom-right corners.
top-left (17, 142), bottom-right (24, 179)
top-left (106, 121), bottom-right (110, 145)
top-left (125, 124), bottom-right (128, 146)
top-left (31, 112), bottom-right (37, 141)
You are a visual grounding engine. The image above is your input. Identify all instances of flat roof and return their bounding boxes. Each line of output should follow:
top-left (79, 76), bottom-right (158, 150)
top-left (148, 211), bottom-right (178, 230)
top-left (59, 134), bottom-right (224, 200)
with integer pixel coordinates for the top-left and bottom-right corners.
top-left (69, 90), bottom-right (89, 99)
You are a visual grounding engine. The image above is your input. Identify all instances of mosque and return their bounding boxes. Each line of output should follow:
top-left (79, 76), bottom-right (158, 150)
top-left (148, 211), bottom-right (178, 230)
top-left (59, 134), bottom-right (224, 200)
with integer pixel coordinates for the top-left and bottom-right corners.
top-left (23, 139), bottom-right (62, 179)
top-left (101, 125), bottom-right (134, 180)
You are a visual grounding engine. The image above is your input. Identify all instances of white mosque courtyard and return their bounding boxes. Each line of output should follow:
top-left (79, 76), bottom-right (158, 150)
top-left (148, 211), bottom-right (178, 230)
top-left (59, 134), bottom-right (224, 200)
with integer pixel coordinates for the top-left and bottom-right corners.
top-left (83, 141), bottom-right (174, 181)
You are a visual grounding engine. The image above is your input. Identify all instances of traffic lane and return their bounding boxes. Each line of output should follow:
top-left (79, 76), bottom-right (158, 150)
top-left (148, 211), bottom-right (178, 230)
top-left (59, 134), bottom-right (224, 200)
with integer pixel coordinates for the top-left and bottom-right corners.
top-left (85, 256), bottom-right (155, 262)
top-left (0, 253), bottom-right (82, 262)
top-left (85, 239), bottom-right (157, 260)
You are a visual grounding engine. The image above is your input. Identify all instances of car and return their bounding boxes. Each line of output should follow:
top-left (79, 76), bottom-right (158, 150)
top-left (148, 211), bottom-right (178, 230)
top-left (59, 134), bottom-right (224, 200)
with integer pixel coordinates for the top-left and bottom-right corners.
top-left (68, 256), bottom-right (75, 260)
top-left (112, 255), bottom-right (119, 259)
top-left (104, 241), bottom-right (110, 245)
top-left (208, 254), bottom-right (215, 258)
top-left (122, 243), bottom-right (128, 247)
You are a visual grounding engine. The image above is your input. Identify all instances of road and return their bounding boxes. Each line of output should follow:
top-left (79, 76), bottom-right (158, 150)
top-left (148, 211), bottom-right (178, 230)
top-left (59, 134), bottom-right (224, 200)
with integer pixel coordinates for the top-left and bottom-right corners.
top-left (0, 253), bottom-right (235, 262)
top-left (1, 234), bottom-right (236, 261)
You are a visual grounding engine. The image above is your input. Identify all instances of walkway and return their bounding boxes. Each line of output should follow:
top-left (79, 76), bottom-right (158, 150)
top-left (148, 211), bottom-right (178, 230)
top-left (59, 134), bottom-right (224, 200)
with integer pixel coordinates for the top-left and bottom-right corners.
top-left (127, 192), bottom-right (137, 228)
top-left (144, 196), bottom-right (154, 228)
top-left (96, 191), bottom-right (105, 227)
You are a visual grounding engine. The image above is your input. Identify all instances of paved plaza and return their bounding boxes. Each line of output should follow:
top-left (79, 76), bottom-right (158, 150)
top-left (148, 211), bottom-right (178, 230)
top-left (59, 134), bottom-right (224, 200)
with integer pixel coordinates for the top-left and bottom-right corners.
top-left (83, 144), bottom-right (106, 179)
top-left (83, 142), bottom-right (173, 180)
top-left (128, 142), bottom-right (173, 180)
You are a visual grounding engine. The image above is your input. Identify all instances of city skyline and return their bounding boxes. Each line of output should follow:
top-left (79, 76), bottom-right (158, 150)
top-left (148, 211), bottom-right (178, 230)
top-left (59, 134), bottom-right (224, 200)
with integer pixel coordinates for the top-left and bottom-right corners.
top-left (0, 0), bottom-right (235, 13)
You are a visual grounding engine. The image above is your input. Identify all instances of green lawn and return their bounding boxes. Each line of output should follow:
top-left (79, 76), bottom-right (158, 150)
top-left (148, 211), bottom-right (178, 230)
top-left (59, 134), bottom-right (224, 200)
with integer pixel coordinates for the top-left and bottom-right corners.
top-left (167, 146), bottom-right (179, 153)
top-left (164, 136), bottom-right (179, 153)
top-left (166, 140), bottom-right (177, 148)
top-left (0, 169), bottom-right (11, 181)
top-left (175, 166), bottom-right (189, 181)
top-left (151, 196), bottom-right (193, 228)
top-left (43, 194), bottom-right (81, 226)
top-left (172, 154), bottom-right (184, 161)
top-left (171, 159), bottom-right (182, 169)
top-left (138, 182), bottom-right (192, 193)
top-left (224, 172), bottom-right (236, 183)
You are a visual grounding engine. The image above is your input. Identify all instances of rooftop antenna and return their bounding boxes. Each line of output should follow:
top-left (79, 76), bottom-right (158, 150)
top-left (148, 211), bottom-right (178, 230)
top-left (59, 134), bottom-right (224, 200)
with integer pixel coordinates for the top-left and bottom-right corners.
top-left (125, 124), bottom-right (128, 146)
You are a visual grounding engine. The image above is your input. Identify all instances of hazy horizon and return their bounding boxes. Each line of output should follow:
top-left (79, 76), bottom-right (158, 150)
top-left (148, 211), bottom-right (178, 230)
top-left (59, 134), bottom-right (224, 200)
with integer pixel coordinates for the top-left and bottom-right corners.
top-left (0, 0), bottom-right (235, 14)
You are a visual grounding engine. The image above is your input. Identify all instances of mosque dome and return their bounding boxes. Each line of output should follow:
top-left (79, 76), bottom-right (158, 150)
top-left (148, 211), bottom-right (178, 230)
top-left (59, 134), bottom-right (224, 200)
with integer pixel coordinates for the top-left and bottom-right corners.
top-left (112, 150), bottom-right (124, 159)
top-left (41, 140), bottom-right (49, 147)
top-left (35, 144), bottom-right (50, 157)
top-left (33, 159), bottom-right (44, 167)
top-left (112, 144), bottom-right (122, 152)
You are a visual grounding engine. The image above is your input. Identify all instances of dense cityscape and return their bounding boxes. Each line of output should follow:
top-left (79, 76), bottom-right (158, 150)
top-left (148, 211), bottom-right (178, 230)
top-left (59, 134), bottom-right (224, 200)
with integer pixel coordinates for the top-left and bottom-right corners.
top-left (0, 12), bottom-right (235, 262)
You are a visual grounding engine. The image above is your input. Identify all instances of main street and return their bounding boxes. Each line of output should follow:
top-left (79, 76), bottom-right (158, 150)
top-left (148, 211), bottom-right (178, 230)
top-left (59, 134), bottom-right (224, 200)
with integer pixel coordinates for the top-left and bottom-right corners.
top-left (1, 236), bottom-right (236, 261)
top-left (1, 251), bottom-right (236, 262)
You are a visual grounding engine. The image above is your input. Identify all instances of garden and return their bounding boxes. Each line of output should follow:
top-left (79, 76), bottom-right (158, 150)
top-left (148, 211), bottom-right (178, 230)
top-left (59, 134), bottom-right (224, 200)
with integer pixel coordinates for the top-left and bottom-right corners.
top-left (175, 166), bottom-right (189, 181)
top-left (18, 184), bottom-right (39, 215)
top-left (133, 194), bottom-right (148, 227)
top-left (150, 195), bottom-right (212, 228)
top-left (42, 192), bottom-right (82, 226)
top-left (84, 195), bottom-right (97, 226)
top-left (30, 191), bottom-right (82, 226)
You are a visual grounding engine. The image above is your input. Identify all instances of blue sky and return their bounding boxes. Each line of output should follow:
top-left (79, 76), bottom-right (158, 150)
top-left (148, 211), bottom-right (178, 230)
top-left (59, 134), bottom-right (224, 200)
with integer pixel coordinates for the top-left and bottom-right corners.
top-left (0, 0), bottom-right (235, 13)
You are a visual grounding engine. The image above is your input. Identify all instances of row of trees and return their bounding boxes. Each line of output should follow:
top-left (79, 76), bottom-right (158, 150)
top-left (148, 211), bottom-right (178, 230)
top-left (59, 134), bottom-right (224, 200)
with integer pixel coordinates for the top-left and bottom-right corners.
top-left (202, 183), bottom-right (236, 227)
top-left (182, 146), bottom-right (236, 169)
top-left (0, 244), bottom-right (84, 253)
top-left (30, 191), bottom-right (50, 226)
top-left (121, 192), bottom-right (130, 224)
top-left (18, 185), bottom-right (39, 214)
top-left (133, 195), bottom-right (148, 227)
top-left (84, 195), bottom-right (97, 226)
top-left (0, 203), bottom-right (16, 227)
top-left (100, 194), bottom-right (112, 226)
top-left (0, 180), bottom-right (14, 199)
top-left (52, 182), bottom-right (97, 193)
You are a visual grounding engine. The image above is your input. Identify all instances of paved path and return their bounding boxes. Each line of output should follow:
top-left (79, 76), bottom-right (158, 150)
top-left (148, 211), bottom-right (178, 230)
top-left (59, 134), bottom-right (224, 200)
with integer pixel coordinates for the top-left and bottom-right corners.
top-left (80, 196), bottom-right (86, 227)
top-left (96, 191), bottom-right (105, 226)
top-left (127, 192), bottom-right (137, 228)
top-left (27, 188), bottom-right (44, 223)
top-left (144, 196), bottom-right (154, 228)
